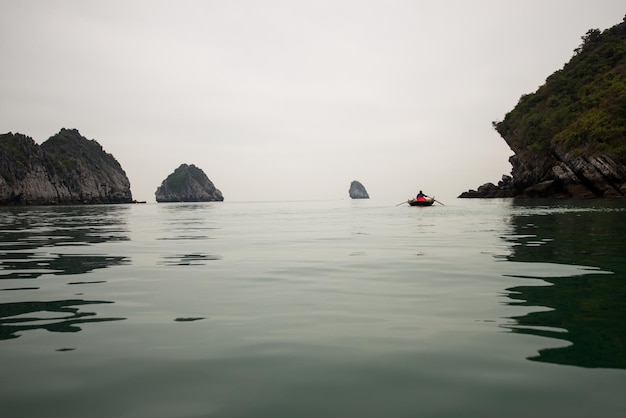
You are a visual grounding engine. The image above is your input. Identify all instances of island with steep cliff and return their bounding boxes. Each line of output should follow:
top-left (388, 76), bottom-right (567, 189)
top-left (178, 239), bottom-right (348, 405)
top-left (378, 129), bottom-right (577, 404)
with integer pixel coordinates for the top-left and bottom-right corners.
top-left (460, 16), bottom-right (626, 198)
top-left (155, 163), bottom-right (224, 202)
top-left (0, 128), bottom-right (133, 205)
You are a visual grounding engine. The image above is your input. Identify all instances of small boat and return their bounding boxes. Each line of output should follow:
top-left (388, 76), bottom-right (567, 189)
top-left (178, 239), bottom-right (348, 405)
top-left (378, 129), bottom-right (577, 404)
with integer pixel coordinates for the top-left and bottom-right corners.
top-left (408, 197), bottom-right (435, 206)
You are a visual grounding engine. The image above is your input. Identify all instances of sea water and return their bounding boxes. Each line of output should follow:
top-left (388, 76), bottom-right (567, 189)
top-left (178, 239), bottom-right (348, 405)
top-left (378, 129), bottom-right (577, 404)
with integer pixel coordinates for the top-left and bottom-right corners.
top-left (1, 199), bottom-right (625, 418)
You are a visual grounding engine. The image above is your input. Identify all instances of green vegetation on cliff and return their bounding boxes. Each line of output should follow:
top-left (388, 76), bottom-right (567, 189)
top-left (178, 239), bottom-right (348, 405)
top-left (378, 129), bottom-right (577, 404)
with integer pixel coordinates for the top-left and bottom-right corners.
top-left (155, 163), bottom-right (224, 202)
top-left (494, 17), bottom-right (626, 162)
top-left (161, 164), bottom-right (207, 195)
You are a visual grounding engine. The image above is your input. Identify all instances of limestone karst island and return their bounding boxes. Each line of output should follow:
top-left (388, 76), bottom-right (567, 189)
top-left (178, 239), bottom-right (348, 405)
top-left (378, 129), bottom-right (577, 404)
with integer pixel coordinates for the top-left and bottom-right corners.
top-left (0, 129), bottom-right (225, 206)
top-left (460, 16), bottom-right (626, 199)
top-left (155, 163), bottom-right (224, 202)
top-left (0, 128), bottom-right (133, 205)
top-left (349, 180), bottom-right (369, 199)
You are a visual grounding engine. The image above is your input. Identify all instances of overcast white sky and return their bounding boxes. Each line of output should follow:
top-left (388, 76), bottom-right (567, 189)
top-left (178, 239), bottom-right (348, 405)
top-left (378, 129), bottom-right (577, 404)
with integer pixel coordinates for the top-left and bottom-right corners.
top-left (1, 1), bottom-right (624, 202)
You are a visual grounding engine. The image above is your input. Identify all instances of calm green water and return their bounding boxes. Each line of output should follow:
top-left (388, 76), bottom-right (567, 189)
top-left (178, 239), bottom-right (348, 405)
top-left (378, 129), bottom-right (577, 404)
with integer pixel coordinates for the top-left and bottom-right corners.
top-left (1, 199), bottom-right (625, 418)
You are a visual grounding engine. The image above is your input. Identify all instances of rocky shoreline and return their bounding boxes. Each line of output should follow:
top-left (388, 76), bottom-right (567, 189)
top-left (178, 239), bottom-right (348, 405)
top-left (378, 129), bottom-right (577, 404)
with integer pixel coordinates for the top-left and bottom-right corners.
top-left (459, 153), bottom-right (626, 199)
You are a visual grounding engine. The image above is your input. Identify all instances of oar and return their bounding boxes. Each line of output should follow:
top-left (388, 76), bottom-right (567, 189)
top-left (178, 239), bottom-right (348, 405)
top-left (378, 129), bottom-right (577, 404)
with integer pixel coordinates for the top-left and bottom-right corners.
top-left (395, 200), bottom-right (409, 206)
top-left (433, 198), bottom-right (445, 206)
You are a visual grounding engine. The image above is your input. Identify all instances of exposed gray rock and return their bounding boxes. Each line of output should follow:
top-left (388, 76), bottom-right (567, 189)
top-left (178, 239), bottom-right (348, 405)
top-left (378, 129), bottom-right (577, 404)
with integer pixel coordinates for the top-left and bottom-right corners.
top-left (513, 152), bottom-right (626, 198)
top-left (349, 180), bottom-right (369, 199)
top-left (0, 129), bottom-right (133, 205)
top-left (459, 153), bottom-right (626, 199)
top-left (458, 176), bottom-right (514, 198)
top-left (155, 164), bottom-right (223, 202)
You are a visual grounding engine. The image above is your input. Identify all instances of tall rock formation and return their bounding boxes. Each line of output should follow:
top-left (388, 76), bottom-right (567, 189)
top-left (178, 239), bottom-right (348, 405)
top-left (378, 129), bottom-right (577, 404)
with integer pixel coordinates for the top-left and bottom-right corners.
top-left (155, 164), bottom-right (224, 202)
top-left (0, 129), bottom-right (133, 205)
top-left (460, 16), bottom-right (626, 198)
top-left (349, 180), bottom-right (369, 199)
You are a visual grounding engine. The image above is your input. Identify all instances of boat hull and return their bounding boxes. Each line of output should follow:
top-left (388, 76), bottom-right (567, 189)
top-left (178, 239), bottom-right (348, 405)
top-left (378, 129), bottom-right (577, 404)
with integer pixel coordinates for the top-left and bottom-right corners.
top-left (408, 198), bottom-right (435, 206)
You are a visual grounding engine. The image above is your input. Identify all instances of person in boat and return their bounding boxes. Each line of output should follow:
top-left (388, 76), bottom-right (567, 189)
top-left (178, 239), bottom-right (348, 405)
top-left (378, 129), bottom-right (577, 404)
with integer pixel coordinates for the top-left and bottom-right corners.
top-left (415, 190), bottom-right (429, 201)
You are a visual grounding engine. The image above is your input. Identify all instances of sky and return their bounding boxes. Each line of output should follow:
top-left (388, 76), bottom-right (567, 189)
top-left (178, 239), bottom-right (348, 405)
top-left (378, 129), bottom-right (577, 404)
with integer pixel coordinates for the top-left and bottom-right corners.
top-left (1, 1), bottom-right (624, 202)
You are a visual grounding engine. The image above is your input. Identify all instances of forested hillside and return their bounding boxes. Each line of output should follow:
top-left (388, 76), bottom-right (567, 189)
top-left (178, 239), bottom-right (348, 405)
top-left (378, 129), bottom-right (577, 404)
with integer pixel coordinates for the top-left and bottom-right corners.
top-left (461, 16), bottom-right (626, 198)
top-left (494, 17), bottom-right (626, 163)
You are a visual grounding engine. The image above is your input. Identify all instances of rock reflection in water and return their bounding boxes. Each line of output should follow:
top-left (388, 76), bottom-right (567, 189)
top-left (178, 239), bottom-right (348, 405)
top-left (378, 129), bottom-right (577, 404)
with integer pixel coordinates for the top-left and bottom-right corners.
top-left (505, 274), bottom-right (626, 368)
top-left (159, 253), bottom-right (221, 266)
top-left (502, 201), bottom-right (626, 369)
top-left (0, 253), bottom-right (128, 280)
top-left (0, 299), bottom-right (125, 340)
top-left (0, 205), bottom-right (130, 280)
top-left (0, 205), bottom-right (130, 340)
top-left (0, 205), bottom-right (130, 251)
top-left (155, 203), bottom-right (222, 265)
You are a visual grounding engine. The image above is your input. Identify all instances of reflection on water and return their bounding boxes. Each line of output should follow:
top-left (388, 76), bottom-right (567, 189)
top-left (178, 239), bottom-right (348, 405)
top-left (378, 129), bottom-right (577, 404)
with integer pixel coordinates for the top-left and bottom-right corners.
top-left (2, 200), bottom-right (626, 417)
top-left (159, 253), bottom-right (221, 266)
top-left (0, 205), bottom-right (130, 250)
top-left (156, 202), bottom-right (222, 265)
top-left (0, 253), bottom-right (128, 280)
top-left (0, 205), bottom-right (129, 340)
top-left (502, 200), bottom-right (626, 368)
top-left (0, 299), bottom-right (125, 340)
top-left (505, 275), bottom-right (626, 368)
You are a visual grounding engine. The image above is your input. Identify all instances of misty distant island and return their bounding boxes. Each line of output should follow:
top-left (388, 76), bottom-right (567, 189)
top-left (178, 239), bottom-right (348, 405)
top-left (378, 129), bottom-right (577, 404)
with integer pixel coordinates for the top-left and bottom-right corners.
top-left (349, 180), bottom-right (369, 199)
top-left (460, 16), bottom-right (626, 199)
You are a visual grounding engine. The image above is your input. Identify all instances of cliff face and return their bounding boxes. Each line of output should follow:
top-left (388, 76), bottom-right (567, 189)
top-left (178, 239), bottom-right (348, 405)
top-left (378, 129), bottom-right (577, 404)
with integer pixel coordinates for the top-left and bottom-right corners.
top-left (349, 180), bottom-right (369, 199)
top-left (460, 17), bottom-right (626, 198)
top-left (0, 129), bottom-right (133, 205)
top-left (155, 164), bottom-right (224, 202)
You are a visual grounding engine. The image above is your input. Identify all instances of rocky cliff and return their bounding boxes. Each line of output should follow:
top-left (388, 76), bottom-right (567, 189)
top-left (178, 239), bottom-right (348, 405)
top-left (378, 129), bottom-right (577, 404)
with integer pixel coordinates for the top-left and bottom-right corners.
top-left (0, 129), bottom-right (133, 205)
top-left (349, 180), bottom-right (369, 199)
top-left (155, 164), bottom-right (224, 202)
top-left (460, 16), bottom-right (626, 198)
